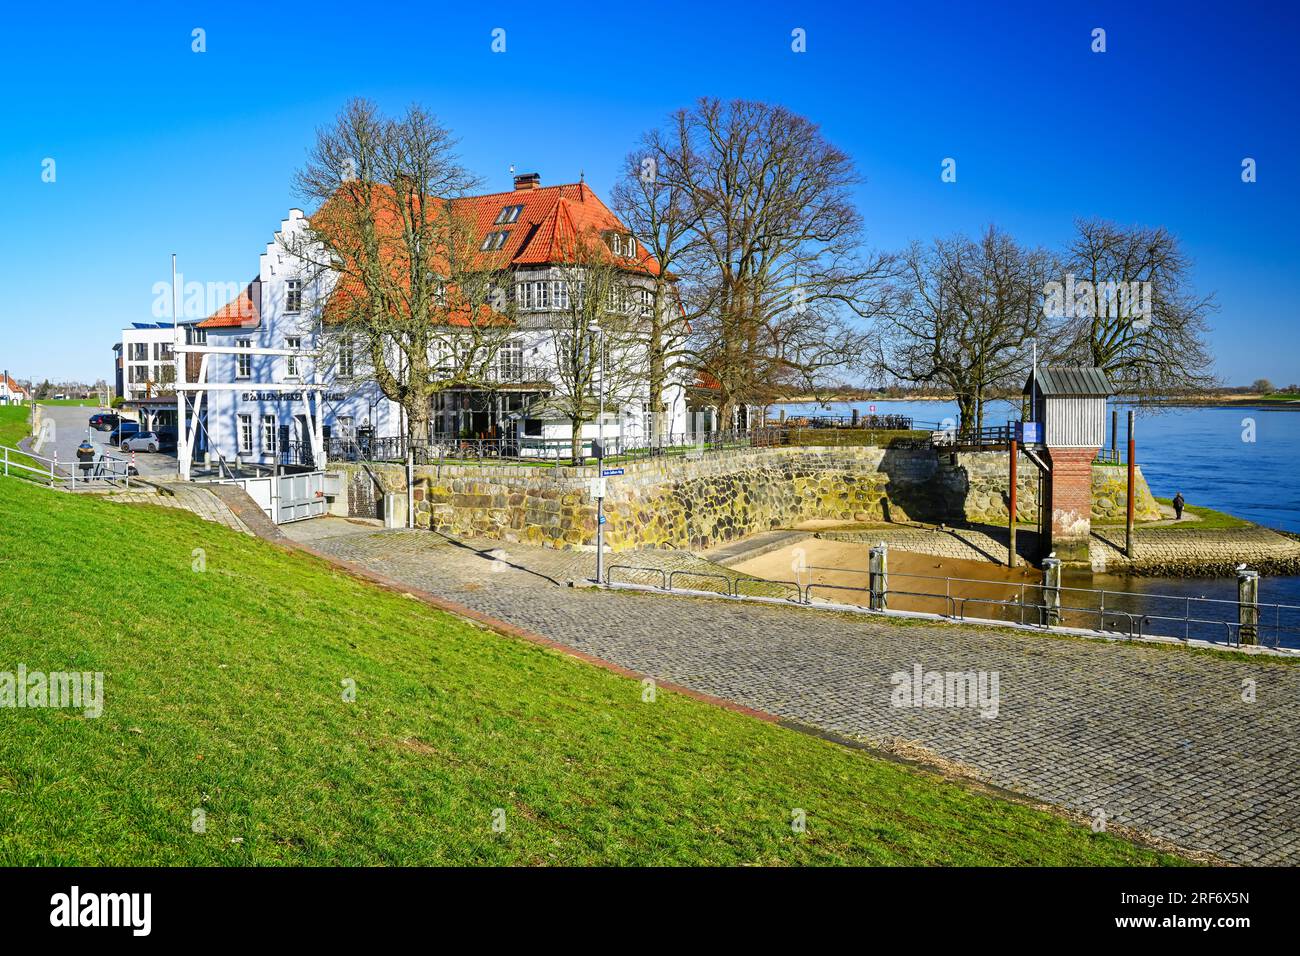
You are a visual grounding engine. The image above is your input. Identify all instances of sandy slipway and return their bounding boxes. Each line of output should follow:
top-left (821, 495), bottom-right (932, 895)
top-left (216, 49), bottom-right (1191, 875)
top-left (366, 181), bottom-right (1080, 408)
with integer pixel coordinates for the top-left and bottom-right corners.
top-left (272, 517), bottom-right (1300, 866)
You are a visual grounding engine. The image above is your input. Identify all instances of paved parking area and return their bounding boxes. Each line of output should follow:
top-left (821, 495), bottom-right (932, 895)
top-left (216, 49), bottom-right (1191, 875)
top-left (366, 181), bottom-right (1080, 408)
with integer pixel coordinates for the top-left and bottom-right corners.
top-left (32, 404), bottom-right (177, 479)
top-left (286, 523), bottom-right (1300, 865)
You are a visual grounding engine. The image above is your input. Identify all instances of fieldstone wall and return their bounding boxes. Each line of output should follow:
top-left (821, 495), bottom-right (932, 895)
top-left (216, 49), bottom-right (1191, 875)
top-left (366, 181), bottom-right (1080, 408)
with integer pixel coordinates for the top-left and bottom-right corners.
top-left (336, 445), bottom-right (1162, 553)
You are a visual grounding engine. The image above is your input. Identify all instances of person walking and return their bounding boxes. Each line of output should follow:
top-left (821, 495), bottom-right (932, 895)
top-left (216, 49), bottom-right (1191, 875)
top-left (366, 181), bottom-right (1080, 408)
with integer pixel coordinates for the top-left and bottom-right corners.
top-left (1172, 491), bottom-right (1186, 521)
top-left (75, 438), bottom-right (95, 483)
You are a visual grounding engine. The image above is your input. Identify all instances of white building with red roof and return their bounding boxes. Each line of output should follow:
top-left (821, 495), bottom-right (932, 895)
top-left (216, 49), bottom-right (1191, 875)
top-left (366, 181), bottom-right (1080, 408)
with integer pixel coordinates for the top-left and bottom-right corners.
top-left (190, 173), bottom-right (700, 469)
top-left (0, 373), bottom-right (29, 406)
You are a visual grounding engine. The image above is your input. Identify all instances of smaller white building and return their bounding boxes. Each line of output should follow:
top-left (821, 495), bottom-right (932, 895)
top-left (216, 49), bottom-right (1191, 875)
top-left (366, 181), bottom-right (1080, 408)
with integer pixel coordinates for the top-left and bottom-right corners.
top-left (0, 373), bottom-right (28, 406)
top-left (117, 321), bottom-right (205, 402)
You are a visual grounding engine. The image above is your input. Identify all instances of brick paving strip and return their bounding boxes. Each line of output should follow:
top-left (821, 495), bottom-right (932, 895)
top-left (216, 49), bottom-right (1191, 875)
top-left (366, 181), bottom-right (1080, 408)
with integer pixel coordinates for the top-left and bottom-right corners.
top-left (247, 520), bottom-right (1296, 866)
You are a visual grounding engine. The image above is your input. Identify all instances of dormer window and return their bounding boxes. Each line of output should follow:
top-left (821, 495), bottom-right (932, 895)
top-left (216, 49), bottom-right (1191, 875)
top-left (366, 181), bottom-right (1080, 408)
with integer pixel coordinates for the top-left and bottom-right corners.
top-left (494, 204), bottom-right (524, 224)
top-left (480, 231), bottom-right (509, 251)
top-left (605, 231), bottom-right (637, 258)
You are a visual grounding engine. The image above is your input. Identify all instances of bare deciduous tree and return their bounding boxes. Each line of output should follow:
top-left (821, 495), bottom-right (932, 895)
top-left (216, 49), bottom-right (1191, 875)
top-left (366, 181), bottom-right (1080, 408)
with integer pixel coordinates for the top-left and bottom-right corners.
top-left (610, 121), bottom-right (700, 443)
top-left (877, 226), bottom-right (1061, 433)
top-left (1062, 218), bottom-right (1217, 395)
top-left (546, 229), bottom-right (647, 463)
top-left (633, 98), bottom-right (894, 427)
top-left (289, 98), bottom-right (516, 443)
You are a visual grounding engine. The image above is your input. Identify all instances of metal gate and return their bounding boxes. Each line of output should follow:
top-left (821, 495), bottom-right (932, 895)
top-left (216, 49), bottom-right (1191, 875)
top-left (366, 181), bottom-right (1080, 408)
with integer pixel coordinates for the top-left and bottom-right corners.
top-left (199, 470), bottom-right (325, 524)
top-left (276, 471), bottom-right (326, 523)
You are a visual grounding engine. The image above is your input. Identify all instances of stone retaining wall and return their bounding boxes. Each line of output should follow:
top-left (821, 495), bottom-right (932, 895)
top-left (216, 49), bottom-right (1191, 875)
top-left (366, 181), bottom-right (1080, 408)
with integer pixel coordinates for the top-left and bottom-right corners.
top-left (337, 445), bottom-right (1161, 553)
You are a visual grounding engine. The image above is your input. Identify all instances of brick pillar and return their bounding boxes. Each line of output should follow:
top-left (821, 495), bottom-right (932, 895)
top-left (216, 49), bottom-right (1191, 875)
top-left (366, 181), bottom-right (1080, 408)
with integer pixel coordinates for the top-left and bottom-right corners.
top-left (1044, 447), bottom-right (1098, 566)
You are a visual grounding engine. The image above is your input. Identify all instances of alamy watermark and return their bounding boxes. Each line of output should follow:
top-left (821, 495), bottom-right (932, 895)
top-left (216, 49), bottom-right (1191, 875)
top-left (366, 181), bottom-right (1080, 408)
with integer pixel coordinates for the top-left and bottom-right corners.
top-left (1, 665), bottom-right (103, 718)
top-left (890, 663), bottom-right (999, 718)
top-left (1043, 273), bottom-right (1152, 328)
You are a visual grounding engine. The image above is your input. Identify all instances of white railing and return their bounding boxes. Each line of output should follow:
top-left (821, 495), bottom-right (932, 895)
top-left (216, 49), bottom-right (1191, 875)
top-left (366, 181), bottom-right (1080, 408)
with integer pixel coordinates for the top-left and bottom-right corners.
top-left (1, 444), bottom-right (134, 489)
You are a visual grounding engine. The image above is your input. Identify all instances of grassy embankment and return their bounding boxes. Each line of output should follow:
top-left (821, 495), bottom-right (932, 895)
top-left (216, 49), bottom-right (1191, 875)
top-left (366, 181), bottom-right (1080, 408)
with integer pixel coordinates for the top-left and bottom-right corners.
top-left (0, 475), bottom-right (1187, 865)
top-left (0, 405), bottom-right (40, 476)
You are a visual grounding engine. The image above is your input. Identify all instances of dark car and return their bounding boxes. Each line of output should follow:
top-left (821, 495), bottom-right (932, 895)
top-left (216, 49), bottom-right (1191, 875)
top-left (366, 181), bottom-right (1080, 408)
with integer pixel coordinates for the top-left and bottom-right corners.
top-left (89, 413), bottom-right (120, 431)
top-left (108, 422), bottom-right (141, 446)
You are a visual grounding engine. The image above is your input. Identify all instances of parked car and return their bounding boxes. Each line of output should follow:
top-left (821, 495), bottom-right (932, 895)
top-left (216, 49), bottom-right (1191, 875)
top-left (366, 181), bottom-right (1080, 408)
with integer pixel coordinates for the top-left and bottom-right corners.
top-left (108, 422), bottom-right (141, 446)
top-left (121, 431), bottom-right (160, 453)
top-left (88, 413), bottom-right (120, 431)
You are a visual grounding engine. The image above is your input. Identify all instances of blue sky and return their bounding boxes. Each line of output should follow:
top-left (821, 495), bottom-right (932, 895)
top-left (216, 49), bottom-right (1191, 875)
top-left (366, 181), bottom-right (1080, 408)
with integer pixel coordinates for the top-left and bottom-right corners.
top-left (2, 0), bottom-right (1296, 386)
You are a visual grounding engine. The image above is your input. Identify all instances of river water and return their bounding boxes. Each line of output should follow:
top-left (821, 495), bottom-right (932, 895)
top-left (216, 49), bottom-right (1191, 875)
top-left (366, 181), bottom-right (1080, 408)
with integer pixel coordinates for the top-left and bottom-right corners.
top-left (773, 399), bottom-right (1300, 645)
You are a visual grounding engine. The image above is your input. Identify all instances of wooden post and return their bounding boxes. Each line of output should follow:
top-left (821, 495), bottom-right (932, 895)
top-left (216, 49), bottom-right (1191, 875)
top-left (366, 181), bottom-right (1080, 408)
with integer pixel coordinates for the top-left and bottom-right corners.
top-left (1238, 568), bottom-right (1259, 646)
top-left (1041, 556), bottom-right (1062, 626)
top-left (869, 543), bottom-right (888, 611)
top-left (1125, 411), bottom-right (1136, 558)
top-left (1008, 436), bottom-right (1018, 567)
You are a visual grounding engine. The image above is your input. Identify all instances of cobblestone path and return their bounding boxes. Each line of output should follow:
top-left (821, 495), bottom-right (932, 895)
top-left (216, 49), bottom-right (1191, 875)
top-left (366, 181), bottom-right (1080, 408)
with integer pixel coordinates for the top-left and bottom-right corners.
top-left (290, 524), bottom-right (1300, 865)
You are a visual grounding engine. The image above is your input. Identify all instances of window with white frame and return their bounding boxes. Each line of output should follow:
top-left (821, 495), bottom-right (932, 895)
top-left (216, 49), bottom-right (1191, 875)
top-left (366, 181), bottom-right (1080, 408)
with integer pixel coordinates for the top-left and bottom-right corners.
top-left (262, 415), bottom-right (278, 453)
top-left (637, 288), bottom-right (653, 317)
top-left (500, 340), bottom-right (523, 378)
top-left (337, 415), bottom-right (354, 439)
top-left (338, 336), bottom-right (355, 378)
top-left (553, 280), bottom-right (570, 311)
top-left (606, 285), bottom-right (629, 314)
top-left (286, 279), bottom-right (302, 313)
top-left (517, 280), bottom-right (558, 312)
top-left (285, 337), bottom-right (301, 378)
top-left (128, 343), bottom-right (148, 361)
top-left (238, 414), bottom-right (253, 454)
top-left (236, 338), bottom-right (252, 378)
top-left (187, 326), bottom-right (207, 345)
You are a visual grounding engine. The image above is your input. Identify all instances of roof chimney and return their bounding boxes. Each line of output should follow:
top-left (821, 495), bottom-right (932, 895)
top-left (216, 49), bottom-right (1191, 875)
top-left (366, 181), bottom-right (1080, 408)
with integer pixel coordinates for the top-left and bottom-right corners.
top-left (513, 172), bottom-right (541, 191)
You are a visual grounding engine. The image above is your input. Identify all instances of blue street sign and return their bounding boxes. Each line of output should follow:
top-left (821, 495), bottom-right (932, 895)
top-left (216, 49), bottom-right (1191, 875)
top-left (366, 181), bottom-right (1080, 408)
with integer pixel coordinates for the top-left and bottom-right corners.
top-left (602, 468), bottom-right (624, 477)
top-left (598, 515), bottom-right (607, 524)
top-left (1015, 421), bottom-right (1042, 444)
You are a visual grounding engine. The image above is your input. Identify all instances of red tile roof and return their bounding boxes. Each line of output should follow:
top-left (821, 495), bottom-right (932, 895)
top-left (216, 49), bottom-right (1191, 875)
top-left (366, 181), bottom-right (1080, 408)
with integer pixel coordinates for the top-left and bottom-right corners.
top-left (199, 181), bottom-right (664, 331)
top-left (450, 182), bottom-right (661, 275)
top-left (197, 280), bottom-right (261, 329)
top-left (2, 375), bottom-right (27, 396)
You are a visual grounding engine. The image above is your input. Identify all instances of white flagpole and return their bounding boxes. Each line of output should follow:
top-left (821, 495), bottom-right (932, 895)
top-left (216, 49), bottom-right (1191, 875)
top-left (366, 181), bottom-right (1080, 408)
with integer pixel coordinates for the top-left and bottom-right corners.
top-left (172, 254), bottom-right (186, 480)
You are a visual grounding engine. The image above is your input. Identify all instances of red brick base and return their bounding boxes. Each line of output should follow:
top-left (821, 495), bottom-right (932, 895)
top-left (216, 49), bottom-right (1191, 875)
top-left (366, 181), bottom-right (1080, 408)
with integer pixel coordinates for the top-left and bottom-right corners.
top-left (1045, 447), bottom-right (1098, 565)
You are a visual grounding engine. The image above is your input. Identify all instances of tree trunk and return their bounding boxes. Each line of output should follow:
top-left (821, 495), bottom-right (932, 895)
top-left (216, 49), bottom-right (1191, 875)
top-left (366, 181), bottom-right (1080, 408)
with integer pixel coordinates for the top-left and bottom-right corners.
top-left (570, 419), bottom-right (584, 465)
top-left (956, 393), bottom-right (977, 437)
top-left (406, 393), bottom-right (431, 450)
top-left (648, 348), bottom-right (665, 446)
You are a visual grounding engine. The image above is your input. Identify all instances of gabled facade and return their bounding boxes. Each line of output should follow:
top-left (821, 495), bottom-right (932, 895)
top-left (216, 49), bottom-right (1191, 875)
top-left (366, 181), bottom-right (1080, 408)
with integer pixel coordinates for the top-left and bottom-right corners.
top-left (0, 374), bottom-right (28, 406)
top-left (191, 174), bottom-right (701, 469)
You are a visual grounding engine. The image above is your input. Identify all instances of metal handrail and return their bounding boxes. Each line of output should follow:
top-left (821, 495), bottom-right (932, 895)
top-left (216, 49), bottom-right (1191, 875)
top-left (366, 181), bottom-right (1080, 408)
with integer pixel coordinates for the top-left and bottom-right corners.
top-left (603, 565), bottom-right (668, 589)
top-left (666, 569), bottom-right (733, 595)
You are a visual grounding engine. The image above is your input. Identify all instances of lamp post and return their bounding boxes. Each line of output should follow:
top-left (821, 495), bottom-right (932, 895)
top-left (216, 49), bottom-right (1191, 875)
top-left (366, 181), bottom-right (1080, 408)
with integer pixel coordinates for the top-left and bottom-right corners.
top-left (589, 321), bottom-right (605, 585)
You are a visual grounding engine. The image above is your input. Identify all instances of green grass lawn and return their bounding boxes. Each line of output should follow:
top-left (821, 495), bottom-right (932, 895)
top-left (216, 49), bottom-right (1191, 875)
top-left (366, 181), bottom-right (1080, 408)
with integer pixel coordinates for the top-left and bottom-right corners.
top-left (1150, 496), bottom-right (1253, 531)
top-left (0, 476), bottom-right (1185, 866)
top-left (779, 427), bottom-right (931, 448)
top-left (0, 405), bottom-right (40, 476)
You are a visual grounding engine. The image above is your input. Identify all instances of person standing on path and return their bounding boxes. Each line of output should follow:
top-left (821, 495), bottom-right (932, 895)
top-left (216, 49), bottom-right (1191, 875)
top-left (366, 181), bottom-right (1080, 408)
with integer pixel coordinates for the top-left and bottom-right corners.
top-left (1172, 492), bottom-right (1185, 520)
top-left (76, 438), bottom-right (95, 482)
